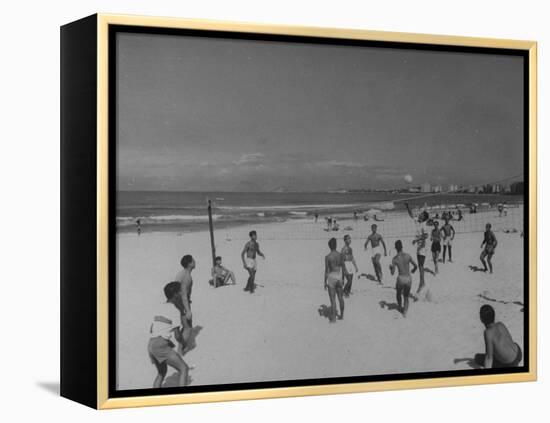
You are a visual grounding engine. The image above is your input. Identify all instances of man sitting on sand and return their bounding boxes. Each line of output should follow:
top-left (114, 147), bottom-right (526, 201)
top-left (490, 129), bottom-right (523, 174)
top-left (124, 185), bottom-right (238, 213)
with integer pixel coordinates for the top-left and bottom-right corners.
top-left (478, 304), bottom-right (522, 368)
top-left (241, 230), bottom-right (265, 293)
top-left (210, 256), bottom-right (236, 287)
top-left (389, 240), bottom-right (418, 317)
top-left (324, 237), bottom-right (345, 322)
top-left (148, 281), bottom-right (190, 388)
top-left (480, 223), bottom-right (498, 273)
top-left (175, 255), bottom-right (195, 344)
top-left (364, 224), bottom-right (387, 284)
top-left (341, 234), bottom-right (359, 297)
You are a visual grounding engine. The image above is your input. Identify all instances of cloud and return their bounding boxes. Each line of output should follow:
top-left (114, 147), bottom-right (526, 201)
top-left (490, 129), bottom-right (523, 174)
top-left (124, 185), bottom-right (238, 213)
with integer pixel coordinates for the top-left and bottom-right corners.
top-left (233, 153), bottom-right (265, 166)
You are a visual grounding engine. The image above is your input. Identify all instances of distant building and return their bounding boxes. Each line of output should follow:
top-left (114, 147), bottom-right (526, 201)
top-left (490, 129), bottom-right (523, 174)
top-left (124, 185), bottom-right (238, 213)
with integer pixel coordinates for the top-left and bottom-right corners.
top-left (468, 185), bottom-right (477, 193)
top-left (510, 181), bottom-right (524, 195)
top-left (422, 182), bottom-right (431, 193)
top-left (433, 185), bottom-right (442, 193)
top-left (448, 184), bottom-right (459, 193)
top-left (492, 184), bottom-right (502, 194)
top-left (408, 186), bottom-right (421, 193)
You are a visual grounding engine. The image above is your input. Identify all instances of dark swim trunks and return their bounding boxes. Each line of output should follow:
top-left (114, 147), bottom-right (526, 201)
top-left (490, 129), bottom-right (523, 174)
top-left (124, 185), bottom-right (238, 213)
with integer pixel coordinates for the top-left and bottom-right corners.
top-left (431, 241), bottom-right (441, 253)
top-left (493, 343), bottom-right (523, 368)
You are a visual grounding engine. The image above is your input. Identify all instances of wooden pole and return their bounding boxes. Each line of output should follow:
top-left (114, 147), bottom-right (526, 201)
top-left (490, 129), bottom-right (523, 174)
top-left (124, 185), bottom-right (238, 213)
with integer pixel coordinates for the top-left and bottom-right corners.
top-left (207, 199), bottom-right (216, 267)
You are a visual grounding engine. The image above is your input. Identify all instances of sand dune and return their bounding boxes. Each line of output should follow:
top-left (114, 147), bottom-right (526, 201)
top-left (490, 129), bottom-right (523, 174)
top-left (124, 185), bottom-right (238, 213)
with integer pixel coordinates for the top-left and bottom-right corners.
top-left (116, 211), bottom-right (524, 390)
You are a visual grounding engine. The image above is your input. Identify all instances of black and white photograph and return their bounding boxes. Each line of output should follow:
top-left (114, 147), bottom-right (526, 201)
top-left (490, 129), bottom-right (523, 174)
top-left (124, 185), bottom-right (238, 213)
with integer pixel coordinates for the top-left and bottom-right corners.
top-left (113, 28), bottom-right (527, 392)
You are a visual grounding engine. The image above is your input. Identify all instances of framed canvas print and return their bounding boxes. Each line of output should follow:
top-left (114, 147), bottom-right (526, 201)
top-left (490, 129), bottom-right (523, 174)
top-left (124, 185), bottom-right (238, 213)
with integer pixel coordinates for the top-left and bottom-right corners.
top-left (60, 14), bottom-right (537, 409)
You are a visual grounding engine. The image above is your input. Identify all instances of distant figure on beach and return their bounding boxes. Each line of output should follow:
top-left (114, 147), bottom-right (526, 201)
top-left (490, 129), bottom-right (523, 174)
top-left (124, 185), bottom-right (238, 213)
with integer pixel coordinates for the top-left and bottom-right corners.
top-left (480, 223), bottom-right (497, 273)
top-left (363, 214), bottom-right (369, 222)
top-left (389, 240), bottom-right (418, 317)
top-left (440, 218), bottom-right (456, 263)
top-left (412, 209), bottom-right (429, 294)
top-left (324, 237), bottom-right (345, 322)
top-left (175, 255), bottom-right (195, 342)
top-left (478, 305), bottom-right (522, 368)
top-left (327, 216), bottom-right (333, 231)
top-left (503, 202), bottom-right (508, 216)
top-left (457, 209), bottom-right (463, 221)
top-left (364, 224), bottom-right (387, 284)
top-left (148, 281), bottom-right (190, 388)
top-left (497, 203), bottom-right (504, 217)
top-left (430, 221), bottom-right (442, 274)
top-left (341, 234), bottom-right (359, 297)
top-left (332, 219), bottom-right (340, 231)
top-left (211, 256), bottom-right (236, 287)
top-left (242, 230), bottom-right (265, 293)
top-left (353, 211), bottom-right (358, 222)
top-left (136, 218), bottom-right (141, 235)
top-left (314, 212), bottom-right (319, 223)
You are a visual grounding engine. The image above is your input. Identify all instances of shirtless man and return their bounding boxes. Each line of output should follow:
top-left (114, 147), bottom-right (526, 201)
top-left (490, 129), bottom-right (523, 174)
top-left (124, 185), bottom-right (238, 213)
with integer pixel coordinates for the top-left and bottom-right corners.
top-left (324, 237), bottom-right (345, 322)
top-left (389, 240), bottom-right (418, 317)
top-left (440, 218), bottom-right (456, 263)
top-left (174, 254), bottom-right (195, 347)
top-left (364, 224), bottom-right (387, 284)
top-left (241, 230), bottom-right (265, 293)
top-left (430, 221), bottom-right (442, 274)
top-left (341, 234), bottom-right (359, 297)
top-left (480, 223), bottom-right (498, 273)
top-left (412, 210), bottom-right (429, 294)
top-left (478, 305), bottom-right (522, 368)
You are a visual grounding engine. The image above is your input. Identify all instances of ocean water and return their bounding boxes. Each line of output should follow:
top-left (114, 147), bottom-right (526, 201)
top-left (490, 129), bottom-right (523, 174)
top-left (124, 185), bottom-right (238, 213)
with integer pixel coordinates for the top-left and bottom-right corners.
top-left (116, 191), bottom-right (523, 233)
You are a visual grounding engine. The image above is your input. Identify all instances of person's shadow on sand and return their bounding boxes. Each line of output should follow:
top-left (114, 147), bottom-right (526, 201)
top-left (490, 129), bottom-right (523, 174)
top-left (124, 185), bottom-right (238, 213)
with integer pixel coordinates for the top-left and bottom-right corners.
top-left (163, 373), bottom-right (194, 388)
top-left (181, 325), bottom-right (203, 355)
top-left (318, 305), bottom-right (333, 321)
top-left (358, 273), bottom-right (378, 282)
top-left (379, 300), bottom-right (400, 312)
top-left (469, 265), bottom-right (487, 272)
top-left (453, 354), bottom-right (485, 369)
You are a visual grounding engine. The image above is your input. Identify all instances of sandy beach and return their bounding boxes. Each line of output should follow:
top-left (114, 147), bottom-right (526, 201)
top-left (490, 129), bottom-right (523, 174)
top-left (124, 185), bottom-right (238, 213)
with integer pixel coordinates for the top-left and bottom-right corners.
top-left (116, 207), bottom-right (524, 390)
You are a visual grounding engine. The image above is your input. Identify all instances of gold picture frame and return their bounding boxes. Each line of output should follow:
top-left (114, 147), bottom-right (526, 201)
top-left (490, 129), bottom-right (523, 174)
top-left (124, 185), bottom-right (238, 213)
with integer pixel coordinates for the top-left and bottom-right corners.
top-left (60, 13), bottom-right (537, 409)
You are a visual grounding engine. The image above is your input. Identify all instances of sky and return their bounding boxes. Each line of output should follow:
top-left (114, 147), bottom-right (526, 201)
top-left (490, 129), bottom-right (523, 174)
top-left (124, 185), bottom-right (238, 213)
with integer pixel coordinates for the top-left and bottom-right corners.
top-left (116, 32), bottom-right (524, 192)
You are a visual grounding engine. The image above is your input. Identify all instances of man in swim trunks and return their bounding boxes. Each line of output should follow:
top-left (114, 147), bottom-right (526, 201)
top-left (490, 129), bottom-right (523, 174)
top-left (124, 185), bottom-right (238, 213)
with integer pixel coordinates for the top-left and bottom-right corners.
top-left (478, 304), bottom-right (522, 368)
top-left (412, 210), bottom-right (429, 294)
top-left (480, 223), bottom-right (498, 273)
top-left (389, 240), bottom-right (418, 317)
top-left (324, 237), bottom-right (345, 322)
top-left (175, 255), bottom-right (195, 345)
top-left (148, 281), bottom-right (190, 388)
top-left (440, 218), bottom-right (456, 263)
top-left (341, 234), bottom-right (359, 297)
top-left (211, 256), bottom-right (236, 287)
top-left (430, 221), bottom-right (442, 274)
top-left (241, 230), bottom-right (265, 293)
top-left (364, 224), bottom-right (387, 284)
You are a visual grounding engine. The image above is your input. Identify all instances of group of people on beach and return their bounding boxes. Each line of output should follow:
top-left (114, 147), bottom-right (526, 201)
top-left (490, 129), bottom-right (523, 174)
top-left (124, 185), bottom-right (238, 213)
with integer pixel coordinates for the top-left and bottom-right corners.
top-left (146, 206), bottom-right (514, 388)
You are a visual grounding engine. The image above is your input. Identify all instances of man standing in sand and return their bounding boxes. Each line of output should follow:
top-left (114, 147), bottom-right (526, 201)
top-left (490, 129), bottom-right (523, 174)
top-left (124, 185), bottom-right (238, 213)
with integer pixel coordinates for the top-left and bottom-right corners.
top-left (440, 218), bottom-right (456, 263)
top-left (478, 305), bottom-right (522, 368)
top-left (412, 210), bottom-right (429, 294)
top-left (430, 221), bottom-right (442, 274)
top-left (364, 224), bottom-right (387, 284)
top-left (241, 230), bottom-right (265, 293)
top-left (341, 234), bottom-right (359, 297)
top-left (324, 237), bottom-right (345, 322)
top-left (175, 255), bottom-right (195, 345)
top-left (148, 281), bottom-right (190, 388)
top-left (480, 223), bottom-right (498, 273)
top-left (389, 240), bottom-right (418, 317)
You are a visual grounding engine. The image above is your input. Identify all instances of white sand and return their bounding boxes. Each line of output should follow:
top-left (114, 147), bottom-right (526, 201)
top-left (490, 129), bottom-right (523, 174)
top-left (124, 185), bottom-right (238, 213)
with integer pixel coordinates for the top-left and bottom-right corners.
top-left (116, 210), bottom-right (524, 390)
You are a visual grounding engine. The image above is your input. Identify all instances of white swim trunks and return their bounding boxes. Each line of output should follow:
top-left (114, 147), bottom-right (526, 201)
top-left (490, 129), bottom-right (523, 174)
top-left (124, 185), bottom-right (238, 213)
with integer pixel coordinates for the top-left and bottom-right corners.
top-left (344, 261), bottom-right (355, 275)
top-left (245, 257), bottom-right (257, 270)
top-left (371, 245), bottom-right (383, 258)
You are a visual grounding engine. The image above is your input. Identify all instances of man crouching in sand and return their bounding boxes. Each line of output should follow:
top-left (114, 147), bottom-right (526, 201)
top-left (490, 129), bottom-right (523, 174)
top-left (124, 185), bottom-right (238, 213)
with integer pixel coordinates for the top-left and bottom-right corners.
top-left (324, 237), bottom-right (345, 323)
top-left (478, 304), bottom-right (522, 368)
top-left (148, 281), bottom-right (190, 388)
top-left (389, 240), bottom-right (418, 317)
